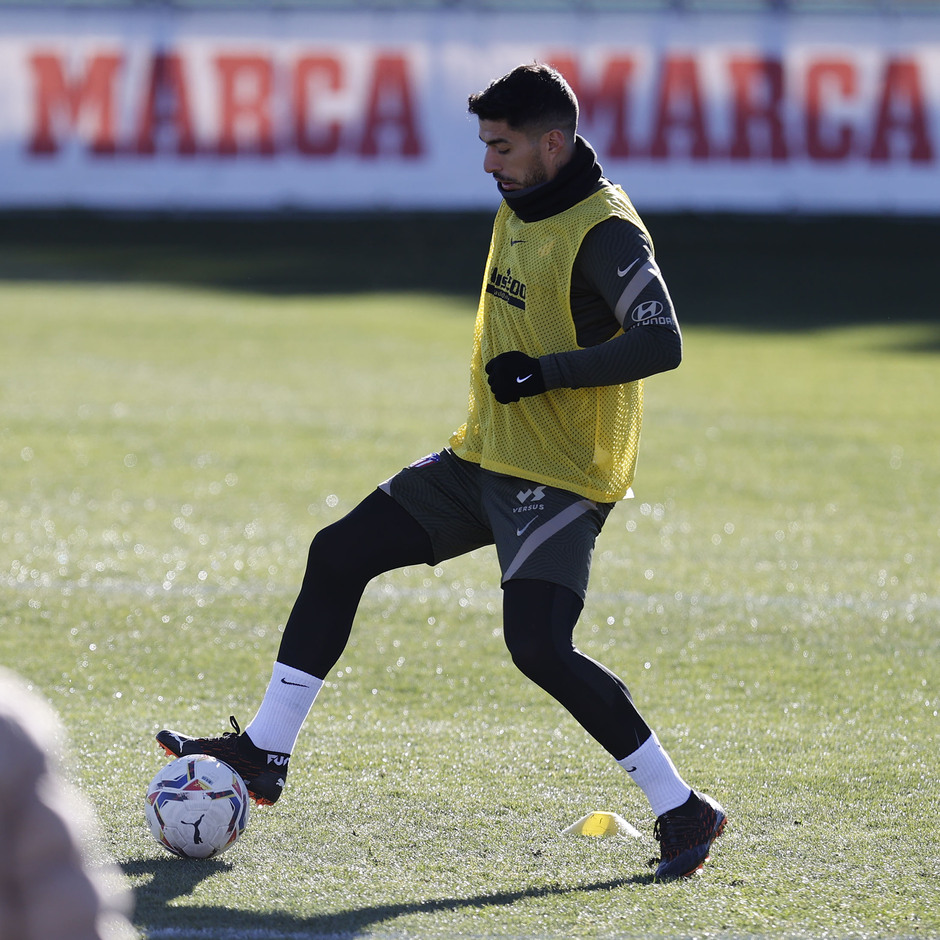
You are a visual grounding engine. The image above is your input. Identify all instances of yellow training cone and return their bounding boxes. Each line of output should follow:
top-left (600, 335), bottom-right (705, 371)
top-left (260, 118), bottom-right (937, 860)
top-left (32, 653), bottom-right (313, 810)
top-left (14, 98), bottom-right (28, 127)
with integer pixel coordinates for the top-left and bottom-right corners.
top-left (563, 811), bottom-right (641, 839)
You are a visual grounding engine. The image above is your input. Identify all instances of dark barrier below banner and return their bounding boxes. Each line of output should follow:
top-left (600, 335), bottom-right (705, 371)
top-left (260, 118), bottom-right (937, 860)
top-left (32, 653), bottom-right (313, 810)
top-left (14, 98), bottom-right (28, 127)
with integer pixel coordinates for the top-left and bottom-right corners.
top-left (0, 209), bottom-right (937, 329)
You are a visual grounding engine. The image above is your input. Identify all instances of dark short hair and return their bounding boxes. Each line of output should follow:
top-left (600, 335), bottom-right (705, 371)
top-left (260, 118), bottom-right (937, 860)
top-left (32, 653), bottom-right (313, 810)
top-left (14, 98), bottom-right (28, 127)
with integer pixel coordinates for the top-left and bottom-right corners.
top-left (468, 63), bottom-right (578, 137)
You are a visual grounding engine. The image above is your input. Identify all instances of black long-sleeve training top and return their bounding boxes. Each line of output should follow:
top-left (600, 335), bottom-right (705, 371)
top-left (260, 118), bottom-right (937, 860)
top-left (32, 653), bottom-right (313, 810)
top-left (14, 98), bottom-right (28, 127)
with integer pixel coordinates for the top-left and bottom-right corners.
top-left (499, 137), bottom-right (682, 392)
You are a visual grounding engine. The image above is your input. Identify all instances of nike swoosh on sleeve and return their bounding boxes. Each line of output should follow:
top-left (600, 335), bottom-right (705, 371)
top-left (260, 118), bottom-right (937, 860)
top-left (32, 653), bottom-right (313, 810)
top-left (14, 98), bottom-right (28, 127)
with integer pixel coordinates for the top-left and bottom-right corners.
top-left (614, 258), bottom-right (661, 325)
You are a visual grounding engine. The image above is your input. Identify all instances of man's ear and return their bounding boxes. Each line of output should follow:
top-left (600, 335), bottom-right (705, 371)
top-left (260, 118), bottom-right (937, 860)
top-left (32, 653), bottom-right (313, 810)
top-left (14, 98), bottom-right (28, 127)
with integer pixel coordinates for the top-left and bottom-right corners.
top-left (541, 127), bottom-right (573, 175)
top-left (543, 127), bottom-right (567, 156)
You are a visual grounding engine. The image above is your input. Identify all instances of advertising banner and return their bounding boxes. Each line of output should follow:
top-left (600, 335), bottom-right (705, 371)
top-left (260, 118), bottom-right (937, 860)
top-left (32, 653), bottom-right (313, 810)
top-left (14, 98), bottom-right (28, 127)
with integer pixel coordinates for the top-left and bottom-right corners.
top-left (0, 8), bottom-right (938, 213)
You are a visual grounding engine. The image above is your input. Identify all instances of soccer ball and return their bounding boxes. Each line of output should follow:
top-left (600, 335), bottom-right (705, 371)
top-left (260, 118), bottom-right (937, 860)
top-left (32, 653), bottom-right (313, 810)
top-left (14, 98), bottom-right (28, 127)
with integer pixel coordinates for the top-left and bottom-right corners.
top-left (145, 755), bottom-right (250, 858)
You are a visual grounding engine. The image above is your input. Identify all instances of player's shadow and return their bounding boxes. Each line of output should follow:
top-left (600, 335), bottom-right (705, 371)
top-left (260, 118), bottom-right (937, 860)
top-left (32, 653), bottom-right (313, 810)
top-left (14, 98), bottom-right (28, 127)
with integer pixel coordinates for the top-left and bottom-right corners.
top-left (123, 857), bottom-right (653, 937)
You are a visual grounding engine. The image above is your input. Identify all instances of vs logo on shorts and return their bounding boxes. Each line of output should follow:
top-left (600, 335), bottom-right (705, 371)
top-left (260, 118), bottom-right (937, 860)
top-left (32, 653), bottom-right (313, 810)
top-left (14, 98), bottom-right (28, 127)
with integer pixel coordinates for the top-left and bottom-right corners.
top-left (516, 486), bottom-right (546, 506)
top-left (513, 486), bottom-right (545, 537)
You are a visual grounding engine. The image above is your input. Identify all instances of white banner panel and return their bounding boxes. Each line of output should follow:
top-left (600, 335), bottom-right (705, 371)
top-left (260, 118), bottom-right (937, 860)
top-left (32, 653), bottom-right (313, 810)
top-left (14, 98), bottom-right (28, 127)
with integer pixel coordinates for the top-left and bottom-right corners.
top-left (0, 9), bottom-right (938, 213)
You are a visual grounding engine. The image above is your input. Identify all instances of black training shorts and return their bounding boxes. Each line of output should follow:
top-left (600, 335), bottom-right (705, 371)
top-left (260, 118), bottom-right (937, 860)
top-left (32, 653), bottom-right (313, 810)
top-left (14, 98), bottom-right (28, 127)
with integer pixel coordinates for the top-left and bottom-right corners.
top-left (379, 448), bottom-right (614, 599)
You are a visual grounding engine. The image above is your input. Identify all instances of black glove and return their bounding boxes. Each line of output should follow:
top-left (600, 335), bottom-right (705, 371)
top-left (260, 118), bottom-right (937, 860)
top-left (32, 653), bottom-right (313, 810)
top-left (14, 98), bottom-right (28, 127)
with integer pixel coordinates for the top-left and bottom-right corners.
top-left (484, 351), bottom-right (547, 404)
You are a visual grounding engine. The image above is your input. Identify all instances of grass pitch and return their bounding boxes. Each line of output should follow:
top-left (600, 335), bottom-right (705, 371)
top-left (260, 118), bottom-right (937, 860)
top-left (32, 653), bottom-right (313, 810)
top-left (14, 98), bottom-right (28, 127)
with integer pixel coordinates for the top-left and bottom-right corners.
top-left (0, 275), bottom-right (937, 940)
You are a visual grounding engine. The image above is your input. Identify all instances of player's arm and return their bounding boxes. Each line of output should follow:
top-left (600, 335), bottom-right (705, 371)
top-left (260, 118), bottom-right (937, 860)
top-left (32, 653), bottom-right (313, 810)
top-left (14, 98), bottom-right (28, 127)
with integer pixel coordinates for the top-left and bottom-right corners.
top-left (543, 218), bottom-right (681, 389)
top-left (485, 219), bottom-right (681, 402)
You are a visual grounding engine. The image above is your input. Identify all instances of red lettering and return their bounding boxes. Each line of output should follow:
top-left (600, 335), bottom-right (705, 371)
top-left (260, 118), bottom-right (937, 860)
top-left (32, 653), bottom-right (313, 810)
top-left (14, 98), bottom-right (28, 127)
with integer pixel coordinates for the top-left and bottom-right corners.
top-left (293, 55), bottom-right (342, 156)
top-left (870, 57), bottom-right (933, 163)
top-left (805, 59), bottom-right (855, 161)
top-left (650, 56), bottom-right (710, 160)
top-left (135, 52), bottom-right (197, 155)
top-left (551, 55), bottom-right (637, 157)
top-left (358, 54), bottom-right (422, 157)
top-left (730, 57), bottom-right (788, 160)
top-left (23, 45), bottom-right (934, 174)
top-left (28, 52), bottom-right (121, 155)
top-left (215, 55), bottom-right (275, 156)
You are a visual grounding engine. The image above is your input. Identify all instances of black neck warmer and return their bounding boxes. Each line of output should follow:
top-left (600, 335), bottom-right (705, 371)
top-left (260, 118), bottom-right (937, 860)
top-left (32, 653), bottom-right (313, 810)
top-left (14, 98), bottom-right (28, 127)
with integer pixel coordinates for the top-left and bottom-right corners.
top-left (501, 136), bottom-right (604, 223)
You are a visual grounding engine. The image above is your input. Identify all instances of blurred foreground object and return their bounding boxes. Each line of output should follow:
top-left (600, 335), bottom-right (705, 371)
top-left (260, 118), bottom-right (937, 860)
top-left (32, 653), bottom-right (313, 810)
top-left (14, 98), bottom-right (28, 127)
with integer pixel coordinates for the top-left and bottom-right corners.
top-left (0, 667), bottom-right (136, 940)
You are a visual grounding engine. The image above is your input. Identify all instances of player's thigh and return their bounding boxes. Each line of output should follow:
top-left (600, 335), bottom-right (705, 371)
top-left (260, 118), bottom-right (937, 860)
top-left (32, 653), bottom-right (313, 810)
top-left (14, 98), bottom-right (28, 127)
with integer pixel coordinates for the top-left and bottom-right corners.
top-left (379, 449), bottom-right (495, 563)
top-left (309, 488), bottom-right (433, 579)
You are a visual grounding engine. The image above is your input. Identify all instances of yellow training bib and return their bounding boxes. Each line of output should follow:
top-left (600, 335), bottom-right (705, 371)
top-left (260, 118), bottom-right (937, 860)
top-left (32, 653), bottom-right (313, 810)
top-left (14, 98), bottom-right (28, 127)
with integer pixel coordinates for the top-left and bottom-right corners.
top-left (450, 184), bottom-right (647, 502)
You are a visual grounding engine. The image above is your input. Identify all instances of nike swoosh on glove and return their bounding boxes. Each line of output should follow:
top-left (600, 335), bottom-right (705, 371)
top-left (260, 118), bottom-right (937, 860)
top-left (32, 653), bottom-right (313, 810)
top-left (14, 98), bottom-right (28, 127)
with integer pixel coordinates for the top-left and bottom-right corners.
top-left (484, 351), bottom-right (547, 404)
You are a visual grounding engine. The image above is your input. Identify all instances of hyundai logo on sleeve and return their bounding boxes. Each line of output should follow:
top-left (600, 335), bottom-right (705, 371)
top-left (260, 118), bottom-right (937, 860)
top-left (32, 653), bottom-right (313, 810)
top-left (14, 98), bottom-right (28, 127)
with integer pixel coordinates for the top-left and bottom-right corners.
top-left (631, 300), bottom-right (664, 322)
top-left (630, 301), bottom-right (674, 326)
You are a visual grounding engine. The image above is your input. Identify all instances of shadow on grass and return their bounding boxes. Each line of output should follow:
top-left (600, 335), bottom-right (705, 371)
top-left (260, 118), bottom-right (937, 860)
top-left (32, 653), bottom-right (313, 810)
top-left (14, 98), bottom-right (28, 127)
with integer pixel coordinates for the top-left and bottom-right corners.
top-left (2, 209), bottom-right (939, 337)
top-left (0, 210), bottom-right (495, 300)
top-left (122, 855), bottom-right (651, 937)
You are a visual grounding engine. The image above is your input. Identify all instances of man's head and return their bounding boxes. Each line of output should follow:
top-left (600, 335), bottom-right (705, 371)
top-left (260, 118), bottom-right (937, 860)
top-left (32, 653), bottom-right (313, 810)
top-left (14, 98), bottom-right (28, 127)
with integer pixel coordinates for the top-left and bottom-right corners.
top-left (468, 63), bottom-right (579, 193)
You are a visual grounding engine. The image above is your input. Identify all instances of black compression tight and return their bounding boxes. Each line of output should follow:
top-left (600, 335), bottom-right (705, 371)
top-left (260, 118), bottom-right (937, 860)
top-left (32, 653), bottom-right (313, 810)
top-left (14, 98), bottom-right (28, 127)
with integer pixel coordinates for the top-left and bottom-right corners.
top-left (277, 488), bottom-right (434, 676)
top-left (277, 488), bottom-right (652, 761)
top-left (502, 578), bottom-right (652, 759)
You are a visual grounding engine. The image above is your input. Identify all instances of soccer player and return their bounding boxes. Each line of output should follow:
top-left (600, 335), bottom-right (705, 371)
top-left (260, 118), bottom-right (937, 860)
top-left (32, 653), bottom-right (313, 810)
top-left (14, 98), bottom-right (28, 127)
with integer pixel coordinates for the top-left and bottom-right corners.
top-left (158, 63), bottom-right (726, 879)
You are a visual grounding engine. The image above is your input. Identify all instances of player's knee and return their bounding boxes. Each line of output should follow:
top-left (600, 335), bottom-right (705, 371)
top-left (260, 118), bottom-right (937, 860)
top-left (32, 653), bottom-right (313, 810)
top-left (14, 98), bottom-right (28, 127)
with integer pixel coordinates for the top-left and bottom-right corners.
top-left (306, 527), bottom-right (334, 571)
top-left (304, 520), bottom-right (359, 584)
top-left (503, 579), bottom-right (583, 683)
top-left (503, 621), bottom-right (558, 685)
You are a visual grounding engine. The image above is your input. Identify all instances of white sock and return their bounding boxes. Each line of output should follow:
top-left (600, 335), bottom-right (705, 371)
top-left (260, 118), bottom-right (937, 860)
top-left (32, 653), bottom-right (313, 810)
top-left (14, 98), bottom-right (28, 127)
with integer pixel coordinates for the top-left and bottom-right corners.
top-left (244, 662), bottom-right (323, 755)
top-left (617, 732), bottom-right (692, 817)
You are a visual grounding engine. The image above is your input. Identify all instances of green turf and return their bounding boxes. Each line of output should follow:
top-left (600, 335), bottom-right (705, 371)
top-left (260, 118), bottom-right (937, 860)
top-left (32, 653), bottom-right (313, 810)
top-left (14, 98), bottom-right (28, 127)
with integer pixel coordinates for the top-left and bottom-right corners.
top-left (1, 278), bottom-right (937, 939)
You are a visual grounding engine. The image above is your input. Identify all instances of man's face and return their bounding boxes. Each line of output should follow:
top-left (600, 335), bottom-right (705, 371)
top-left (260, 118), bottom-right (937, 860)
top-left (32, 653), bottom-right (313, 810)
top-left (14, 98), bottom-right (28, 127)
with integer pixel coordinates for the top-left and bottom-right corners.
top-left (478, 119), bottom-right (553, 193)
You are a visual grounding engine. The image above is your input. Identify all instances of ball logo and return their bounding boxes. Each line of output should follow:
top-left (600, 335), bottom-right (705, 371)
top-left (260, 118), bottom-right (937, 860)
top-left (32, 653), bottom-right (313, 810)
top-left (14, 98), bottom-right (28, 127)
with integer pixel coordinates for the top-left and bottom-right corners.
top-left (631, 300), bottom-right (664, 322)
